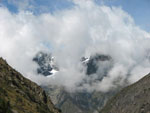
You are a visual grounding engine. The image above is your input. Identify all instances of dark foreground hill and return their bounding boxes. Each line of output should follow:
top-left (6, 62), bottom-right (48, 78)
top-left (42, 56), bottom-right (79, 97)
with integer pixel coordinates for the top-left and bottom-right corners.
top-left (100, 73), bottom-right (150, 113)
top-left (0, 58), bottom-right (60, 113)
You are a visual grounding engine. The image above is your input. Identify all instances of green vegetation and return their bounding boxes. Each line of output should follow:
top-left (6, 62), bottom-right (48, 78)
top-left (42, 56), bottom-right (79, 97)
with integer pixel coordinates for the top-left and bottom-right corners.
top-left (0, 98), bottom-right (12, 113)
top-left (0, 58), bottom-right (60, 113)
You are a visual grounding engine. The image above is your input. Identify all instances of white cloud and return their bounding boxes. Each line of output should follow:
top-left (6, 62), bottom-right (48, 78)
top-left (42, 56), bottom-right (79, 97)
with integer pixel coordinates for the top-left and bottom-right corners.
top-left (0, 1), bottom-right (150, 92)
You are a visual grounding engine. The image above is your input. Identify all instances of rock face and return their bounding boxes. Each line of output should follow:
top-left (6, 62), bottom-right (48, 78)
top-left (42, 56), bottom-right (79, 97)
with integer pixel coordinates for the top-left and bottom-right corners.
top-left (85, 54), bottom-right (112, 75)
top-left (0, 58), bottom-right (60, 113)
top-left (33, 52), bottom-right (112, 78)
top-left (100, 73), bottom-right (150, 113)
top-left (33, 52), bottom-right (59, 76)
top-left (43, 85), bottom-right (118, 113)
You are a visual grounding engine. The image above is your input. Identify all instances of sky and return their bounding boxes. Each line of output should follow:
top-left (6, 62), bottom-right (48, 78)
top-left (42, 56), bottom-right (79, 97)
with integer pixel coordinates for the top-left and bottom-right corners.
top-left (0, 0), bottom-right (150, 92)
top-left (0, 0), bottom-right (150, 32)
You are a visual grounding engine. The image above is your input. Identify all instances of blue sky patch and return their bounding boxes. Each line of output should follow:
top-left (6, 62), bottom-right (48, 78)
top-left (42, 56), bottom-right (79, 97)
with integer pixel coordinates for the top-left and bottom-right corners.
top-left (0, 0), bottom-right (150, 31)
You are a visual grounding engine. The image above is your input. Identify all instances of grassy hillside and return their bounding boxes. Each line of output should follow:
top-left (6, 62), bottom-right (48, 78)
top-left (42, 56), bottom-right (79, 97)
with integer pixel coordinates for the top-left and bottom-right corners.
top-left (0, 58), bottom-right (60, 113)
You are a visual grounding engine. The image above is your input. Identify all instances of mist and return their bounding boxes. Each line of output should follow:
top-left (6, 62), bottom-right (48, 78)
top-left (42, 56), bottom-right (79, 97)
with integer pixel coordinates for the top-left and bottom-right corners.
top-left (0, 0), bottom-right (150, 92)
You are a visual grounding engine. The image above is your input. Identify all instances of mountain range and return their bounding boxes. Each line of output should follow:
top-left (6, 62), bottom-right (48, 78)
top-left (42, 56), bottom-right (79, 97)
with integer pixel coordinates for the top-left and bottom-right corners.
top-left (0, 52), bottom-right (150, 113)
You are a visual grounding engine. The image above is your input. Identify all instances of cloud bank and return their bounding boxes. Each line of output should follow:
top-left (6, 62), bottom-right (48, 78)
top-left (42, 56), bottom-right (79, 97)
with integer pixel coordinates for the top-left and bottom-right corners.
top-left (0, 0), bottom-right (150, 92)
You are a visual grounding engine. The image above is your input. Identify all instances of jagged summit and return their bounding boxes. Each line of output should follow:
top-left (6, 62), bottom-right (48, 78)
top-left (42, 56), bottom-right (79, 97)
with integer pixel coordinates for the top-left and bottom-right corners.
top-left (33, 52), bottom-right (112, 77)
top-left (85, 54), bottom-right (112, 75)
top-left (33, 52), bottom-right (59, 76)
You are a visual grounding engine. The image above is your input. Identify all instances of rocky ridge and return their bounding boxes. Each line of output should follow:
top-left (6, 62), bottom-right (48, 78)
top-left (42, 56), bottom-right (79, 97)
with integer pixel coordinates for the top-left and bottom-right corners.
top-left (0, 57), bottom-right (60, 113)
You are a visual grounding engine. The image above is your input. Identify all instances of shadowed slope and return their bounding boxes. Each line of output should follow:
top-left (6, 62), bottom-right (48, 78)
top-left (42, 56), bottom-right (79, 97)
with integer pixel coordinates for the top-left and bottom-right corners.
top-left (100, 73), bottom-right (150, 113)
top-left (0, 58), bottom-right (61, 113)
